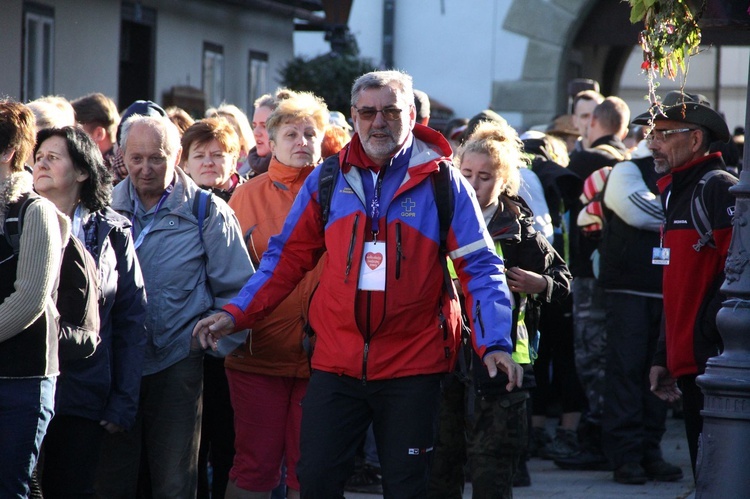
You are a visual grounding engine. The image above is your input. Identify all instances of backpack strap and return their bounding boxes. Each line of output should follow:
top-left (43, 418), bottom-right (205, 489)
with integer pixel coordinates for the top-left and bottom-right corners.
top-left (431, 161), bottom-right (455, 299)
top-left (192, 189), bottom-right (212, 247)
top-left (317, 155), bottom-right (341, 225)
top-left (690, 169), bottom-right (731, 252)
top-left (192, 189), bottom-right (215, 299)
top-left (593, 144), bottom-right (629, 162)
top-left (4, 192), bottom-right (39, 256)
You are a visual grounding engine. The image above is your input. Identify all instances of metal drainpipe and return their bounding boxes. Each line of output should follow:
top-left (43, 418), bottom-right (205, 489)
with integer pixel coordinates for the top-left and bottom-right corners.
top-left (383, 0), bottom-right (395, 69)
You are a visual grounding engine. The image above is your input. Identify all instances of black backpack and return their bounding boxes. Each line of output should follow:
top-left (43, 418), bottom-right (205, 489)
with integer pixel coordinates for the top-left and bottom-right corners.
top-left (5, 193), bottom-right (101, 361)
top-left (690, 169), bottom-right (737, 252)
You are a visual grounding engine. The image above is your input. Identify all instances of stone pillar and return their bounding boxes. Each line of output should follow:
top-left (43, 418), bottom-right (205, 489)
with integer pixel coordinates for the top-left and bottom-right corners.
top-left (694, 55), bottom-right (750, 497)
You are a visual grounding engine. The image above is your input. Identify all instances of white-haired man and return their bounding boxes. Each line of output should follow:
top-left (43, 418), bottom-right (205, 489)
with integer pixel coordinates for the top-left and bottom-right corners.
top-left (96, 114), bottom-right (253, 498)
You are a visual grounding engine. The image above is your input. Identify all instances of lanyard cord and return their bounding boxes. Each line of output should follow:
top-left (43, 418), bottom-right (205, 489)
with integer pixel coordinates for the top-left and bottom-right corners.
top-left (370, 163), bottom-right (388, 241)
top-left (131, 184), bottom-right (173, 249)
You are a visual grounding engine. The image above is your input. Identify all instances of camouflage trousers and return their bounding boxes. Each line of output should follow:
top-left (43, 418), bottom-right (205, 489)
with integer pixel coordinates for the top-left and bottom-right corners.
top-left (427, 375), bottom-right (529, 499)
top-left (572, 277), bottom-right (608, 425)
top-left (469, 390), bottom-right (529, 499)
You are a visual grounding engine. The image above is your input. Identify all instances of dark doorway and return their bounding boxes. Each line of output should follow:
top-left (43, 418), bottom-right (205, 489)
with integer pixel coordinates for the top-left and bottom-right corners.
top-left (119, 2), bottom-right (156, 110)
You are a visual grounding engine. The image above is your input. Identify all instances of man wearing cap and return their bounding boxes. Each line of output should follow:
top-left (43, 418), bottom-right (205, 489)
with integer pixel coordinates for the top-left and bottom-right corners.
top-left (109, 100), bottom-right (168, 185)
top-left (96, 113), bottom-right (254, 497)
top-left (638, 91), bottom-right (737, 478)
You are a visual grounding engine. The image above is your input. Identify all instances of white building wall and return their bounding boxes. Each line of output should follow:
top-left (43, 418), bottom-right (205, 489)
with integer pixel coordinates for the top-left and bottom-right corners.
top-left (53, 0), bottom-right (121, 100)
top-left (154, 0), bottom-right (294, 113)
top-left (620, 45), bottom-right (749, 132)
top-left (0, 1), bottom-right (24, 99)
top-left (297, 0), bottom-right (746, 133)
top-left (294, 0), bottom-right (529, 127)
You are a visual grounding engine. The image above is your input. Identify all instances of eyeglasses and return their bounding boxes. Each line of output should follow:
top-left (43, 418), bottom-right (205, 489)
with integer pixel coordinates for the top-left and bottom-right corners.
top-left (645, 128), bottom-right (696, 143)
top-left (353, 106), bottom-right (403, 121)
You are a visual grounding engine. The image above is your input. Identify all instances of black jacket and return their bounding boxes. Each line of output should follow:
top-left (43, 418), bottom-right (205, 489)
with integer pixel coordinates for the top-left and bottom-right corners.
top-left (567, 135), bottom-right (630, 277)
top-left (598, 156), bottom-right (664, 294)
top-left (472, 194), bottom-right (572, 397)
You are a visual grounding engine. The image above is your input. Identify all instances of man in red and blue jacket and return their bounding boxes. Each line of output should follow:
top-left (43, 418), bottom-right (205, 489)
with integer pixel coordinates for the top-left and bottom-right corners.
top-left (194, 70), bottom-right (521, 497)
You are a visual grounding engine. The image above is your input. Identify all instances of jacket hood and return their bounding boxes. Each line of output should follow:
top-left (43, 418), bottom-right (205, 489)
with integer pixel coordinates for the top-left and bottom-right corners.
top-left (486, 194), bottom-right (533, 243)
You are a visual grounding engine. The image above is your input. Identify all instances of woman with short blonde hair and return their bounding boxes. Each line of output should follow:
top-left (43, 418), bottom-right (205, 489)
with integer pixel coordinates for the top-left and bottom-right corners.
top-left (224, 89), bottom-right (329, 499)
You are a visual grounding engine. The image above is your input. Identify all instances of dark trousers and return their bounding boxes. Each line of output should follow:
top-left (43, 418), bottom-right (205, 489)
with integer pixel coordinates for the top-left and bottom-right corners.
top-left (467, 390), bottom-right (528, 499)
top-left (297, 370), bottom-right (441, 499)
top-left (427, 375), bottom-right (467, 499)
top-left (678, 374), bottom-right (703, 478)
top-left (572, 278), bottom-right (608, 426)
top-left (602, 292), bottom-right (667, 467)
top-left (95, 351), bottom-right (204, 499)
top-left (532, 296), bottom-right (587, 416)
top-left (41, 415), bottom-right (104, 498)
top-left (197, 355), bottom-right (235, 499)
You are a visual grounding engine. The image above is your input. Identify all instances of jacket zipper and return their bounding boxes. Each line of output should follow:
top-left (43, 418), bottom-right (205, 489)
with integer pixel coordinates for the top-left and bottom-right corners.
top-left (395, 222), bottom-right (402, 279)
top-left (475, 300), bottom-right (486, 339)
top-left (344, 214), bottom-right (359, 280)
top-left (438, 308), bottom-right (447, 341)
top-left (362, 291), bottom-right (372, 384)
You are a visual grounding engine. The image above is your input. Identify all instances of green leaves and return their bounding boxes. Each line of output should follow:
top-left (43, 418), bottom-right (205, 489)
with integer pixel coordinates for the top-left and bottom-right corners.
top-left (279, 53), bottom-right (376, 115)
top-left (629, 0), bottom-right (647, 23)
top-left (627, 0), bottom-right (701, 79)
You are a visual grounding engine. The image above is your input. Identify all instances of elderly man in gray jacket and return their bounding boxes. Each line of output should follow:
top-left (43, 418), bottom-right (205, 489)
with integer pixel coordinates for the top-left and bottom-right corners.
top-left (96, 114), bottom-right (254, 498)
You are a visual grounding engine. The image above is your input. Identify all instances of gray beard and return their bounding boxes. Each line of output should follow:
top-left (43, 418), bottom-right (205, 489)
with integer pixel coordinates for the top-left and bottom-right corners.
top-left (653, 161), bottom-right (671, 174)
top-left (362, 135), bottom-right (398, 161)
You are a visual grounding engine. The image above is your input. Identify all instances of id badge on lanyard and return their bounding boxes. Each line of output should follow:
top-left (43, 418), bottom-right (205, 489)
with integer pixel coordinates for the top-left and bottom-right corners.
top-left (358, 168), bottom-right (387, 291)
top-left (652, 222), bottom-right (670, 265)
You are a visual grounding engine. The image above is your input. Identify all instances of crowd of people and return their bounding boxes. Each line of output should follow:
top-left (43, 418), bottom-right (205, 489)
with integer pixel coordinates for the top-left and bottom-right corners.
top-left (0, 67), bottom-right (743, 499)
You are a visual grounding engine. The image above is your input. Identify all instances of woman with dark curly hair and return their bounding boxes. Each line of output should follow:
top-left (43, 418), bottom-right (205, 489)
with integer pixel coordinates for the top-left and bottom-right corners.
top-left (32, 126), bottom-right (147, 498)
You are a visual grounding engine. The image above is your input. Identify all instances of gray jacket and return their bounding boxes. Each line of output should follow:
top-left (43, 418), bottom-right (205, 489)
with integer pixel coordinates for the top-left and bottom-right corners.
top-left (111, 167), bottom-right (253, 375)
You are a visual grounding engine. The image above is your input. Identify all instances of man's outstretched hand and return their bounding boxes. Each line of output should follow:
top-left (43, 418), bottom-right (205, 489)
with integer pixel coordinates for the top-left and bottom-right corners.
top-left (193, 311), bottom-right (236, 351)
top-left (650, 366), bottom-right (682, 403)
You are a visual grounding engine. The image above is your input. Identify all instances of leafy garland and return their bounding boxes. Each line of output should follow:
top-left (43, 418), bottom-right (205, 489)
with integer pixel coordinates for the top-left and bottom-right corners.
top-left (627, 0), bottom-right (703, 109)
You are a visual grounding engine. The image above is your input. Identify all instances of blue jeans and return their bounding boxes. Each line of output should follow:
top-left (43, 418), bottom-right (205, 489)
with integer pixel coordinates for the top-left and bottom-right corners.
top-left (0, 376), bottom-right (56, 498)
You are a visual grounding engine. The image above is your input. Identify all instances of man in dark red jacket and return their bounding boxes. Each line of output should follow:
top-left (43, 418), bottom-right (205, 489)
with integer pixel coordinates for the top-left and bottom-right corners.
top-left (637, 91), bottom-right (736, 480)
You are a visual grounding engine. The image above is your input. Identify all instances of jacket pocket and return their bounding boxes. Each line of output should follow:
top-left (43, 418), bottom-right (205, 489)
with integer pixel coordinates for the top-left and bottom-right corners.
top-left (151, 269), bottom-right (206, 349)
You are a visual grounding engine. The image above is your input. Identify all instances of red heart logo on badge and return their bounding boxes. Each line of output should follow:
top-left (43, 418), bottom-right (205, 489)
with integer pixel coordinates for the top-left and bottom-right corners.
top-left (365, 252), bottom-right (383, 270)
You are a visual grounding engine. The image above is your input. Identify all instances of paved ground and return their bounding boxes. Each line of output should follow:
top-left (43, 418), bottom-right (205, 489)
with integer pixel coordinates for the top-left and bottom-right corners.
top-left (347, 415), bottom-right (695, 498)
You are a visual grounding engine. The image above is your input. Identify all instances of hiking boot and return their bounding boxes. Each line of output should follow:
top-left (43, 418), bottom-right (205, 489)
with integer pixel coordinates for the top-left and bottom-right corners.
top-left (554, 448), bottom-right (611, 471)
top-left (614, 462), bottom-right (648, 485)
top-left (529, 426), bottom-right (552, 458)
top-left (512, 459), bottom-right (531, 487)
top-left (539, 427), bottom-right (579, 460)
top-left (643, 458), bottom-right (683, 482)
top-left (344, 463), bottom-right (383, 494)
